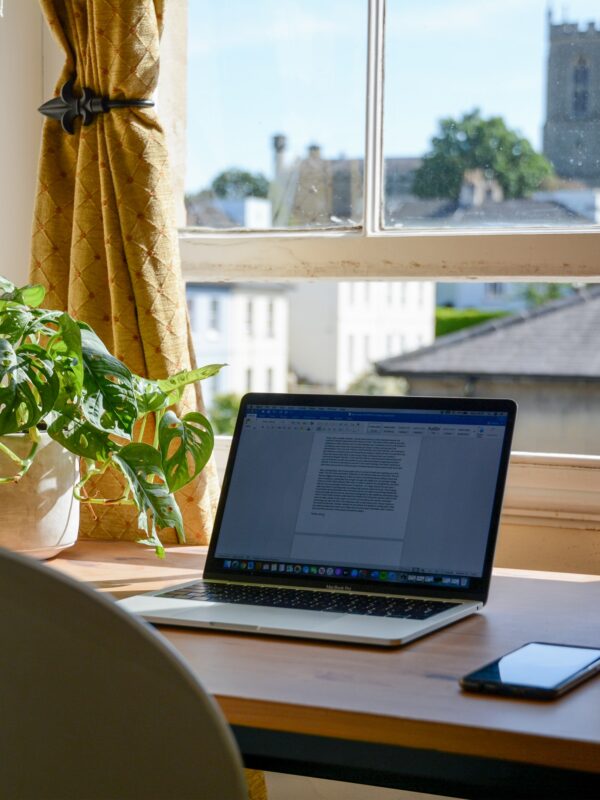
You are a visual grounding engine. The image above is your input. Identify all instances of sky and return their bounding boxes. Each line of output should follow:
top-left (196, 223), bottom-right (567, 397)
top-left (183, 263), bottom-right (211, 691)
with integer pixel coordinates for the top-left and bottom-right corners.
top-left (185, 0), bottom-right (600, 192)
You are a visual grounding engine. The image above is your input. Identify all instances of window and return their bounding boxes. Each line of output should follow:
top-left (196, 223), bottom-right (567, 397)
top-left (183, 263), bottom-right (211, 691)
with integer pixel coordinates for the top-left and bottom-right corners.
top-left (573, 56), bottom-right (590, 116)
top-left (179, 1), bottom-right (600, 469)
top-left (209, 297), bottom-right (220, 331)
top-left (182, 0), bottom-right (599, 287)
top-left (245, 299), bottom-right (253, 336)
top-left (246, 367), bottom-right (253, 392)
top-left (267, 300), bottom-right (275, 337)
top-left (266, 367), bottom-right (274, 392)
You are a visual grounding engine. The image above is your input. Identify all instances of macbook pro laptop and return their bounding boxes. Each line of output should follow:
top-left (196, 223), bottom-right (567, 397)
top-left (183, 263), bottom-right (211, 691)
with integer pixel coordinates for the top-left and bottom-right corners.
top-left (119, 393), bottom-right (516, 646)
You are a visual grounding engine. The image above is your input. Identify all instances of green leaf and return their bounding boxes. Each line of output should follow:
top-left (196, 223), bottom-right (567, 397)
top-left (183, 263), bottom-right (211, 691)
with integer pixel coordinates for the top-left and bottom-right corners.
top-left (156, 363), bottom-right (225, 406)
top-left (0, 340), bottom-right (59, 434)
top-left (47, 314), bottom-right (84, 414)
top-left (0, 306), bottom-right (36, 344)
top-left (0, 283), bottom-right (46, 308)
top-left (80, 328), bottom-right (137, 438)
top-left (0, 276), bottom-right (16, 294)
top-left (112, 443), bottom-right (184, 541)
top-left (48, 410), bottom-right (117, 461)
top-left (159, 410), bottom-right (214, 492)
top-left (132, 375), bottom-right (168, 415)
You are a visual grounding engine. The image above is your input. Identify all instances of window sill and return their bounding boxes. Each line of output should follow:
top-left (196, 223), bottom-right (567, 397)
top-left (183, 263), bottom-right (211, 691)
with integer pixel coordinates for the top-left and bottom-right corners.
top-left (214, 436), bottom-right (600, 532)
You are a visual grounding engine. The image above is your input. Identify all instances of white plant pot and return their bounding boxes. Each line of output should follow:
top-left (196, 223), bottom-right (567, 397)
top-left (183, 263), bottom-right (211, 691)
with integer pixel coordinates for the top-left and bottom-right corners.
top-left (0, 433), bottom-right (79, 560)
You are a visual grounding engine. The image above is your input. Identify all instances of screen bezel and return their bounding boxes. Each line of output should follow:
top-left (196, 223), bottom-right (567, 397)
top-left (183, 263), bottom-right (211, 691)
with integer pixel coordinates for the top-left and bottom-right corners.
top-left (204, 392), bottom-right (517, 602)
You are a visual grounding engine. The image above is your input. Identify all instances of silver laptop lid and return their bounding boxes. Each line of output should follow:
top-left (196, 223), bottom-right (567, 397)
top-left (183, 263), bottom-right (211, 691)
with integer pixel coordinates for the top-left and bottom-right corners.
top-left (204, 394), bottom-right (516, 603)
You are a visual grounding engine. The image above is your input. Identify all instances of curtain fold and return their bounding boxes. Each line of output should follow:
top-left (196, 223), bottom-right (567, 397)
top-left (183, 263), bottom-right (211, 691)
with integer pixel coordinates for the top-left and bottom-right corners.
top-left (31, 0), bottom-right (219, 544)
top-left (31, 3), bottom-right (266, 796)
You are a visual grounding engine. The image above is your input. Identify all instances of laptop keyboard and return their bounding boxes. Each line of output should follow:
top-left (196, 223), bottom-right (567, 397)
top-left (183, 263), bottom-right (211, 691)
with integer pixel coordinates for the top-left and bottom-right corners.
top-left (162, 582), bottom-right (457, 620)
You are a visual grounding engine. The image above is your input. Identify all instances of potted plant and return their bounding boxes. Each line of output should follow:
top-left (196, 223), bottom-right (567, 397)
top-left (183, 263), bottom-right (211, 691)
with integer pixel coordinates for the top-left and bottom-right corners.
top-left (0, 275), bottom-right (222, 558)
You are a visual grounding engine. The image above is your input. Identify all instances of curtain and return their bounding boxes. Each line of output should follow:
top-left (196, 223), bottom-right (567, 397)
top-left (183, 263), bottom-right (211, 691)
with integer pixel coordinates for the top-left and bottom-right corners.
top-left (31, 3), bottom-right (266, 796)
top-left (30, 0), bottom-right (219, 545)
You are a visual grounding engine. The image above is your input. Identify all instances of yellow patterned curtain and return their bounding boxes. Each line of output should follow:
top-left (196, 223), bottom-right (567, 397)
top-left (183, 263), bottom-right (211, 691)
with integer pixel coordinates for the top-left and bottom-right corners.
top-left (30, 0), bottom-right (220, 545)
top-left (31, 4), bottom-right (267, 795)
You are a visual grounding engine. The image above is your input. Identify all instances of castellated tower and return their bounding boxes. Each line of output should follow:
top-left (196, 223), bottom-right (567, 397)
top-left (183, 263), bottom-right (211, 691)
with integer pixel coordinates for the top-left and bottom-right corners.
top-left (543, 13), bottom-right (600, 184)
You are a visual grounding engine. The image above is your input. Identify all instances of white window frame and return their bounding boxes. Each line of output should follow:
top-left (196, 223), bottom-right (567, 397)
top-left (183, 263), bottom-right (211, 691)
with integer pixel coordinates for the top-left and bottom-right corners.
top-left (180, 0), bottom-right (600, 282)
top-left (178, 1), bottom-right (600, 541)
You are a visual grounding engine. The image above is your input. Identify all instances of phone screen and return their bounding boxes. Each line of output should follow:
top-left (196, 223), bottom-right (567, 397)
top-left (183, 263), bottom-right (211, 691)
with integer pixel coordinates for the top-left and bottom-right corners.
top-left (463, 642), bottom-right (600, 693)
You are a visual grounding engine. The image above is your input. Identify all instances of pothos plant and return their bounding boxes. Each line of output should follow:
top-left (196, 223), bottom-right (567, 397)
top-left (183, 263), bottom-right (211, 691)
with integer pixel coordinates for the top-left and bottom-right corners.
top-left (0, 275), bottom-right (222, 557)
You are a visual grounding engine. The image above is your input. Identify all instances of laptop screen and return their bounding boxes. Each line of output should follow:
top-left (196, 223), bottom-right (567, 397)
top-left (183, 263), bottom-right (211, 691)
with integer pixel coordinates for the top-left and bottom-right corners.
top-left (206, 395), bottom-right (516, 598)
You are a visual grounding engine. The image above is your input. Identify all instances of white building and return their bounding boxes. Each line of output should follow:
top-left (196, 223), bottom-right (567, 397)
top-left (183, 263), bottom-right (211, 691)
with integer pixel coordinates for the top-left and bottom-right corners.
top-left (187, 284), bottom-right (288, 408)
top-left (288, 281), bottom-right (436, 391)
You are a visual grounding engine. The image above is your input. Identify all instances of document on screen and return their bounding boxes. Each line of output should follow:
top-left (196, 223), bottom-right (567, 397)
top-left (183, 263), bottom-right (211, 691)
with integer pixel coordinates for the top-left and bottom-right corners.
top-left (291, 433), bottom-right (421, 565)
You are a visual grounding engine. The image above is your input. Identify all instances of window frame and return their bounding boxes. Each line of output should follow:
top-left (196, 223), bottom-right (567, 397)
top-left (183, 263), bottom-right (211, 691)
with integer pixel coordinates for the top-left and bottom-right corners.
top-left (179, 0), bottom-right (600, 281)
top-left (176, 1), bottom-right (600, 539)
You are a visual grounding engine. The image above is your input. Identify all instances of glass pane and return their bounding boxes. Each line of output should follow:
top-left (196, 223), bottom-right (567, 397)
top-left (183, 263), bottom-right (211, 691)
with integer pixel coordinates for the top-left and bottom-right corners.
top-left (189, 279), bottom-right (599, 455)
top-left (186, 1), bottom-right (367, 230)
top-left (384, 1), bottom-right (600, 230)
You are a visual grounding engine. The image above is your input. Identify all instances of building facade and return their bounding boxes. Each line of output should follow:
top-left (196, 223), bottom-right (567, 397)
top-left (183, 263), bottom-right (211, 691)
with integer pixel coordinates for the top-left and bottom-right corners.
top-left (543, 13), bottom-right (600, 184)
top-left (187, 284), bottom-right (288, 409)
top-left (289, 281), bottom-right (435, 391)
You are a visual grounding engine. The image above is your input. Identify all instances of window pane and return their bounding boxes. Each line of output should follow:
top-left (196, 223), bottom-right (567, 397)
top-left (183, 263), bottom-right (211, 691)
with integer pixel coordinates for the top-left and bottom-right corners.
top-left (383, 1), bottom-right (600, 230)
top-left (188, 279), bottom-right (599, 455)
top-left (186, 1), bottom-right (367, 230)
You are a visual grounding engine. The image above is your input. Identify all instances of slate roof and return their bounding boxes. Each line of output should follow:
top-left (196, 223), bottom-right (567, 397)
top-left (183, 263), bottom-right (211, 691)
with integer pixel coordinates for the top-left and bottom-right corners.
top-left (386, 198), bottom-right (592, 228)
top-left (376, 287), bottom-right (600, 381)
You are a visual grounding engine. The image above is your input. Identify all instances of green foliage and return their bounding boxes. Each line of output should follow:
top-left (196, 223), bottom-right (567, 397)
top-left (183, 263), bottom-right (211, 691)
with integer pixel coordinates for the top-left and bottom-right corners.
top-left (0, 275), bottom-right (223, 553)
top-left (436, 308), bottom-right (510, 338)
top-left (346, 372), bottom-right (408, 396)
top-left (413, 109), bottom-right (553, 201)
top-left (211, 169), bottom-right (269, 200)
top-left (520, 283), bottom-right (574, 309)
top-left (210, 393), bottom-right (241, 435)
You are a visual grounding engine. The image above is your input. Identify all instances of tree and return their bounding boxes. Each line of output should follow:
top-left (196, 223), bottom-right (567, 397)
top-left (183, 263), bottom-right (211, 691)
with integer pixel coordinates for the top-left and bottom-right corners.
top-left (211, 169), bottom-right (269, 200)
top-left (210, 393), bottom-right (241, 435)
top-left (521, 283), bottom-right (575, 309)
top-left (412, 110), bottom-right (553, 201)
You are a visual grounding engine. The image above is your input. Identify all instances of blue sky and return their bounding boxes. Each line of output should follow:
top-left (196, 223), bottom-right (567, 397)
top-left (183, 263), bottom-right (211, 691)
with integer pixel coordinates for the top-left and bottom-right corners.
top-left (185, 0), bottom-right (600, 192)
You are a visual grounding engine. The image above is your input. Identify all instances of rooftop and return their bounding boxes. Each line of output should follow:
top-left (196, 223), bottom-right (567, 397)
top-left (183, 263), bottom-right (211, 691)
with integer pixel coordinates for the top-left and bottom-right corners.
top-left (376, 286), bottom-right (600, 381)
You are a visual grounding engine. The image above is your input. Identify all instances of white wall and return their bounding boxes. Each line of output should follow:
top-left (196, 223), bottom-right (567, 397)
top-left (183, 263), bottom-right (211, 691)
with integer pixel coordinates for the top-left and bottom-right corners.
top-left (288, 282), bottom-right (338, 386)
top-left (188, 285), bottom-right (288, 406)
top-left (0, 2), bottom-right (45, 285)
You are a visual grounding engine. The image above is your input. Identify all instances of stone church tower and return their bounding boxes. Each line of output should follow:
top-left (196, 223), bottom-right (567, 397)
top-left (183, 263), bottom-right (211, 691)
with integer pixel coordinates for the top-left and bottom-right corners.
top-left (543, 11), bottom-right (600, 184)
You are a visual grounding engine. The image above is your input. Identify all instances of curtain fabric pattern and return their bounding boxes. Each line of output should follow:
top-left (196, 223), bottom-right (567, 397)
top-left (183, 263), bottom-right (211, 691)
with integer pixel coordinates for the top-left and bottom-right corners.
top-left (31, 4), bottom-right (266, 796)
top-left (30, 0), bottom-right (219, 545)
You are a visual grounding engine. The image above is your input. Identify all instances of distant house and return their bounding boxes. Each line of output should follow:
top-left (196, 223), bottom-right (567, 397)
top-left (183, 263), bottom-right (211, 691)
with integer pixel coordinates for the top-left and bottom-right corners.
top-left (186, 283), bottom-right (288, 408)
top-left (376, 287), bottom-right (600, 454)
top-left (289, 281), bottom-right (435, 391)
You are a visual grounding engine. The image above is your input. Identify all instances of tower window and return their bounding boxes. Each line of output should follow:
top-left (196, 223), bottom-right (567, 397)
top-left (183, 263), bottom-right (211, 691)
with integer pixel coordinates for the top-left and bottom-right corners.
top-left (573, 57), bottom-right (590, 116)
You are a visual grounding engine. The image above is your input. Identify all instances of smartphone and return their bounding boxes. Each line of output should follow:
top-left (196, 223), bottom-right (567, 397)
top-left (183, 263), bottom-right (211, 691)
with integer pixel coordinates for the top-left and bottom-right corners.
top-left (460, 642), bottom-right (600, 700)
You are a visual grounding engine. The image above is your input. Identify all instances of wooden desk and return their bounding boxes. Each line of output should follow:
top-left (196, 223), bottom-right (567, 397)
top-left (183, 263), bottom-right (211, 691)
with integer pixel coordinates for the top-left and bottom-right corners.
top-left (51, 541), bottom-right (600, 799)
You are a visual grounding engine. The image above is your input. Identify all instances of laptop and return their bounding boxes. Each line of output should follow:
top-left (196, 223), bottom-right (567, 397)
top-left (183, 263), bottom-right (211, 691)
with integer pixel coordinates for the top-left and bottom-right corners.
top-left (119, 393), bottom-right (516, 646)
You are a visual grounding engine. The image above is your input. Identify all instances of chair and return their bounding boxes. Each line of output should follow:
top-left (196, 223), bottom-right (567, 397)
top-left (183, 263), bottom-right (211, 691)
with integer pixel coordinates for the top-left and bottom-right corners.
top-left (0, 546), bottom-right (248, 800)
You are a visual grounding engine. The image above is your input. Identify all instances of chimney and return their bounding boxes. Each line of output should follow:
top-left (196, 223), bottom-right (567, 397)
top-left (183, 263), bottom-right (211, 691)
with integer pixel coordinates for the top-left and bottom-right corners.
top-left (272, 134), bottom-right (286, 178)
top-left (308, 143), bottom-right (322, 159)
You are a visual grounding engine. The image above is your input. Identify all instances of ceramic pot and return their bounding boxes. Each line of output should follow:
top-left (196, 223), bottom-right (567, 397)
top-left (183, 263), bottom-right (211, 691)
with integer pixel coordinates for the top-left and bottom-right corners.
top-left (0, 433), bottom-right (79, 559)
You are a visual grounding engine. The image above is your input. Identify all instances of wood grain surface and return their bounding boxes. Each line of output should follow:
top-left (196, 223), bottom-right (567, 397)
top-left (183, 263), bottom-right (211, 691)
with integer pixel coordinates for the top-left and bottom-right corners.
top-left (50, 541), bottom-right (600, 775)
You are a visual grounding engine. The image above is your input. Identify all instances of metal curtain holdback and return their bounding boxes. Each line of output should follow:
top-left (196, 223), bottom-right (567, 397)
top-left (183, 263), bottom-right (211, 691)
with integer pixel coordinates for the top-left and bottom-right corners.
top-left (38, 78), bottom-right (154, 134)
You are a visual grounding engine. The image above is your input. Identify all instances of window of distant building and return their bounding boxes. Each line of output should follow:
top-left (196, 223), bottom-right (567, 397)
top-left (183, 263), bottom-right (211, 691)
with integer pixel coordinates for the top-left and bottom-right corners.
top-left (245, 299), bottom-right (253, 336)
top-left (573, 57), bottom-right (590, 117)
top-left (208, 297), bottom-right (220, 331)
top-left (246, 367), bottom-right (253, 391)
top-left (267, 300), bottom-right (275, 337)
top-left (348, 334), bottom-right (354, 371)
top-left (266, 367), bottom-right (274, 392)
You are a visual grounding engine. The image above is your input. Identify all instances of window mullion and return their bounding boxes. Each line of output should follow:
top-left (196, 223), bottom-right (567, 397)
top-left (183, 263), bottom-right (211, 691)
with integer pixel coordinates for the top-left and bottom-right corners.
top-left (363, 0), bottom-right (386, 237)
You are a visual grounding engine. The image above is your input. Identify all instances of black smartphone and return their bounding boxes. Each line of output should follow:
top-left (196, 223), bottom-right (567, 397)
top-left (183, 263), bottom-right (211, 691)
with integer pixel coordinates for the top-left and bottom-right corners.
top-left (460, 642), bottom-right (600, 700)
